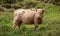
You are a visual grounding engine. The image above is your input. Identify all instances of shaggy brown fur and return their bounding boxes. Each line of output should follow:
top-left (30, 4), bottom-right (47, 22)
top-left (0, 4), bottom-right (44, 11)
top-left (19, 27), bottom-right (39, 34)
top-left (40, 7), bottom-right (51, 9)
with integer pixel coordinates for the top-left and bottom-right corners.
top-left (13, 9), bottom-right (45, 30)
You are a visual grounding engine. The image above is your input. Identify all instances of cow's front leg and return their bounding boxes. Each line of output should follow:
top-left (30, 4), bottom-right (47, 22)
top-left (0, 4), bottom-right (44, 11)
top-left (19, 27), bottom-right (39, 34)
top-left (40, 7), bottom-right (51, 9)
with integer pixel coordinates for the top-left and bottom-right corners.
top-left (34, 17), bottom-right (39, 31)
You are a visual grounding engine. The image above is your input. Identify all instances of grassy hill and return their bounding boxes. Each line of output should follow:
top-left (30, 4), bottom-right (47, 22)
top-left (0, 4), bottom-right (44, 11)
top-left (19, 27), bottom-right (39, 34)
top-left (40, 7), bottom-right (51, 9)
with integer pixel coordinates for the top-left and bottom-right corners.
top-left (0, 3), bottom-right (60, 36)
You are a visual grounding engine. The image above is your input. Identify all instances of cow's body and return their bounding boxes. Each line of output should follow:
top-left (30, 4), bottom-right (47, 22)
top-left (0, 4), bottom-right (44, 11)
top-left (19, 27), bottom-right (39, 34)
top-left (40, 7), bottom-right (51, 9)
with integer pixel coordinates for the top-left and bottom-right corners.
top-left (13, 9), bottom-right (45, 30)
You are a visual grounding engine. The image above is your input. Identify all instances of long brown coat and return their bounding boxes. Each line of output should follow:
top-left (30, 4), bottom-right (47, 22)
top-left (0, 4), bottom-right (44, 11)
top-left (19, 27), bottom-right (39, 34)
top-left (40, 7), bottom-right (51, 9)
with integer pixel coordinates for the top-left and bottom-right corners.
top-left (13, 9), bottom-right (45, 30)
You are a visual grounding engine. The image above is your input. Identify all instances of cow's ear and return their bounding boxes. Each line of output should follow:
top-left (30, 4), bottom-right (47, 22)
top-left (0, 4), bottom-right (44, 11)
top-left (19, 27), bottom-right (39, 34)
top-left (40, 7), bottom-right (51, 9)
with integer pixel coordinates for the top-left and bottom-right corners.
top-left (43, 9), bottom-right (45, 12)
top-left (42, 9), bottom-right (45, 14)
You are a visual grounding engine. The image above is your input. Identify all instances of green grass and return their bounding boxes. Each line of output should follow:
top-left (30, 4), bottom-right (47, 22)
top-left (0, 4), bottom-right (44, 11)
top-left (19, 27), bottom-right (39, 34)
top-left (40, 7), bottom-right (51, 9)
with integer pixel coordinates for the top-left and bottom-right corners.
top-left (0, 4), bottom-right (60, 36)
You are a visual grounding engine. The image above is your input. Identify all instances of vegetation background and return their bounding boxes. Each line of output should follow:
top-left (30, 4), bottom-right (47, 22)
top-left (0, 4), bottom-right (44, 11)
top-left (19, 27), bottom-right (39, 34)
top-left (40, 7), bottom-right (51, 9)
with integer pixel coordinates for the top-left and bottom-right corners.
top-left (0, 0), bottom-right (60, 36)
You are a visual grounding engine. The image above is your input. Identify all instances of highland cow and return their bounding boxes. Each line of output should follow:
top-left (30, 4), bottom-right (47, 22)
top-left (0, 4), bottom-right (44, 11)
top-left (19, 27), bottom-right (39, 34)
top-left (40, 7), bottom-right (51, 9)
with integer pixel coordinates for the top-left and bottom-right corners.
top-left (13, 9), bottom-right (45, 31)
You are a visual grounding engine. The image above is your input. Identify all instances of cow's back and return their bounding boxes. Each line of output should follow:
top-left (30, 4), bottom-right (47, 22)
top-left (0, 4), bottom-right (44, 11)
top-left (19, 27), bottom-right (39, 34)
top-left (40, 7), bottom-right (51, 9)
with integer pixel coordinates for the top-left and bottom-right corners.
top-left (21, 10), bottom-right (36, 24)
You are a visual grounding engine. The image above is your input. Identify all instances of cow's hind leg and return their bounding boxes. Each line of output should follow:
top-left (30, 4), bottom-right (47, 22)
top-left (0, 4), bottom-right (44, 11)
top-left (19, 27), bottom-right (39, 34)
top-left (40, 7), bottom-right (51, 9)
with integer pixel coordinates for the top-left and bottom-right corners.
top-left (13, 23), bottom-right (17, 29)
top-left (13, 17), bottom-right (19, 29)
top-left (13, 20), bottom-right (18, 29)
top-left (17, 21), bottom-right (22, 29)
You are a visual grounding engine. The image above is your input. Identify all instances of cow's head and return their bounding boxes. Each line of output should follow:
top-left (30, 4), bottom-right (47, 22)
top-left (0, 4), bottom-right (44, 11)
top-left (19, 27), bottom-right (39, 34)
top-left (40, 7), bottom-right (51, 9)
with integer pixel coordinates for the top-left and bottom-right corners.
top-left (36, 9), bottom-right (45, 17)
